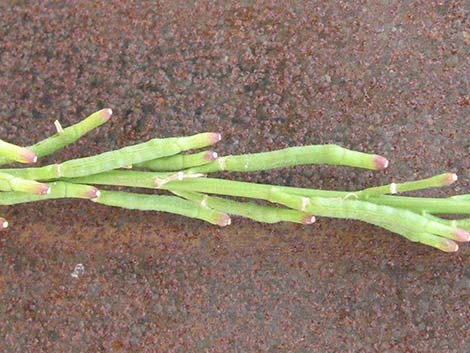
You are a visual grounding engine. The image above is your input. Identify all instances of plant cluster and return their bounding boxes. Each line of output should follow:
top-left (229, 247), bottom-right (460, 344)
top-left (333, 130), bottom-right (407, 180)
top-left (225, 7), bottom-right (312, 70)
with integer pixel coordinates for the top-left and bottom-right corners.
top-left (1, 109), bottom-right (469, 252)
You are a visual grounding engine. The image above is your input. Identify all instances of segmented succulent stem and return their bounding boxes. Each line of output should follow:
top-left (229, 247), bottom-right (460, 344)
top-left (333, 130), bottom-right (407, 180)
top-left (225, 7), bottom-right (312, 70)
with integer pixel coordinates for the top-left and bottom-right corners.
top-left (0, 181), bottom-right (99, 205)
top-left (417, 213), bottom-right (470, 233)
top-left (267, 188), bottom-right (467, 252)
top-left (134, 150), bottom-right (218, 171)
top-left (66, 170), bottom-right (470, 215)
top-left (0, 132), bottom-right (220, 180)
top-left (92, 190), bottom-right (230, 226)
top-left (0, 109), bottom-right (112, 166)
top-left (0, 139), bottom-right (36, 164)
top-left (355, 173), bottom-right (457, 199)
top-left (1, 112), bottom-right (468, 253)
top-left (366, 195), bottom-right (470, 214)
top-left (0, 172), bottom-right (50, 194)
top-left (186, 144), bottom-right (389, 173)
top-left (173, 190), bottom-right (315, 224)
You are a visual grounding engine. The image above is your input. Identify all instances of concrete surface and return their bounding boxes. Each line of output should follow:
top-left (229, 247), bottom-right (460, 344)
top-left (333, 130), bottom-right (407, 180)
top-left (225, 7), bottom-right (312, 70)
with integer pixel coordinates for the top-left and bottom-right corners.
top-left (0, 1), bottom-right (469, 352)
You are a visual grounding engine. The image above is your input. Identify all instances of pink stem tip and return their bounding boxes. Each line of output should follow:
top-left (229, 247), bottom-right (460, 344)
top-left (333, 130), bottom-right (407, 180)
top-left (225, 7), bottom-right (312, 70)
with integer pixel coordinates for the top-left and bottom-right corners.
top-left (442, 173), bottom-right (458, 186)
top-left (204, 151), bottom-right (218, 161)
top-left (96, 108), bottom-right (113, 123)
top-left (0, 217), bottom-right (8, 229)
top-left (36, 183), bottom-right (51, 195)
top-left (442, 239), bottom-right (459, 252)
top-left (217, 214), bottom-right (231, 226)
top-left (209, 133), bottom-right (222, 145)
top-left (18, 149), bottom-right (38, 164)
top-left (87, 187), bottom-right (101, 199)
top-left (454, 229), bottom-right (470, 242)
top-left (302, 215), bottom-right (316, 224)
top-left (373, 155), bottom-right (389, 170)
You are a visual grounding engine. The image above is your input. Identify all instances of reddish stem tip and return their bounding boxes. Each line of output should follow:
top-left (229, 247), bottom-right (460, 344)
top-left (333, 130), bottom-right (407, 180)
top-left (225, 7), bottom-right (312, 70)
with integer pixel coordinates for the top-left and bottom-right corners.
top-left (373, 155), bottom-right (389, 170)
top-left (37, 184), bottom-right (51, 195)
top-left (454, 229), bottom-right (470, 242)
top-left (442, 173), bottom-right (458, 186)
top-left (302, 215), bottom-right (316, 224)
top-left (209, 133), bottom-right (222, 145)
top-left (97, 108), bottom-right (113, 122)
top-left (443, 239), bottom-right (459, 252)
top-left (204, 151), bottom-right (218, 161)
top-left (19, 149), bottom-right (37, 164)
top-left (87, 187), bottom-right (100, 199)
top-left (217, 214), bottom-right (231, 226)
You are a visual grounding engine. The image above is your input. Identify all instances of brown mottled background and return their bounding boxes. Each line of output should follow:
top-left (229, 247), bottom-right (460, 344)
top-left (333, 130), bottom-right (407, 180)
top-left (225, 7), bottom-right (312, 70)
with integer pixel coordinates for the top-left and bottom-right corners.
top-left (0, 1), bottom-right (469, 352)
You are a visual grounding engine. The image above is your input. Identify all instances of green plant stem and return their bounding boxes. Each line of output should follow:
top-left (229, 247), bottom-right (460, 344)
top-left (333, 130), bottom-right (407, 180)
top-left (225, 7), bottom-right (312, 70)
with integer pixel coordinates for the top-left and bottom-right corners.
top-left (65, 170), bottom-right (340, 197)
top-left (453, 219), bottom-right (470, 230)
top-left (93, 190), bottom-right (230, 226)
top-left (448, 194), bottom-right (470, 201)
top-left (0, 181), bottom-right (230, 226)
top-left (267, 188), bottom-right (466, 252)
top-left (0, 139), bottom-right (36, 164)
top-left (365, 195), bottom-right (470, 214)
top-left (355, 173), bottom-right (457, 199)
top-left (0, 172), bottom-right (50, 194)
top-left (0, 109), bottom-right (112, 166)
top-left (0, 181), bottom-right (99, 205)
top-left (185, 144), bottom-right (389, 173)
top-left (72, 170), bottom-right (467, 243)
top-left (65, 170), bottom-right (470, 215)
top-left (172, 190), bottom-right (315, 224)
top-left (0, 132), bottom-right (221, 180)
top-left (134, 150), bottom-right (217, 171)
top-left (416, 212), bottom-right (470, 232)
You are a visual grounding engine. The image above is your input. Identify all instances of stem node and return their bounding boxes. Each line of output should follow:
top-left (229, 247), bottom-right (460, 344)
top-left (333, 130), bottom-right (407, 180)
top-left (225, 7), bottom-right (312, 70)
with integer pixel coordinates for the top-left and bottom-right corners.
top-left (54, 120), bottom-right (64, 134)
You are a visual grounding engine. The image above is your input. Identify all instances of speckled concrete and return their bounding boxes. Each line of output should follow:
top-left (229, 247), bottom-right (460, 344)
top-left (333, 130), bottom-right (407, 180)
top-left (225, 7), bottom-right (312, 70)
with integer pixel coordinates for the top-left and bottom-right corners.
top-left (0, 1), bottom-right (469, 352)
